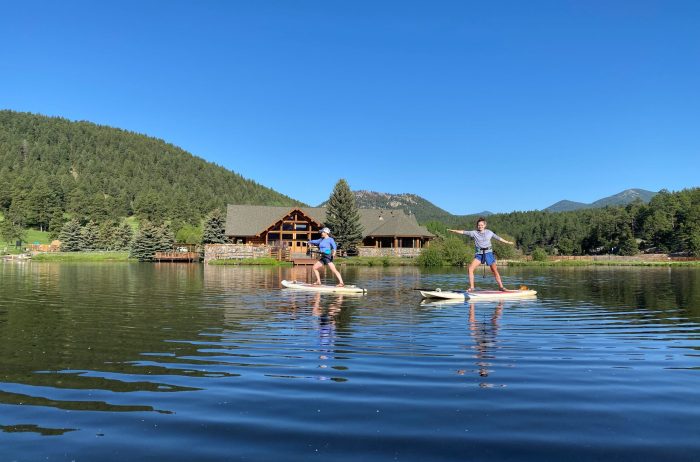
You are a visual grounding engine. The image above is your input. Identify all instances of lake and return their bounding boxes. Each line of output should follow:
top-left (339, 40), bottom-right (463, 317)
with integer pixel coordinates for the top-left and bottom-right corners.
top-left (1, 262), bottom-right (699, 461)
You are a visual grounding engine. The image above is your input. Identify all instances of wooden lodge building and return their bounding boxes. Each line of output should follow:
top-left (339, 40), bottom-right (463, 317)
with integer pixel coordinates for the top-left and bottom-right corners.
top-left (221, 205), bottom-right (435, 259)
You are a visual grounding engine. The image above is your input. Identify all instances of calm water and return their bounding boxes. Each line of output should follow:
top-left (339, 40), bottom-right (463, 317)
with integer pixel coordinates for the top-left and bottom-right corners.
top-left (1, 262), bottom-right (699, 461)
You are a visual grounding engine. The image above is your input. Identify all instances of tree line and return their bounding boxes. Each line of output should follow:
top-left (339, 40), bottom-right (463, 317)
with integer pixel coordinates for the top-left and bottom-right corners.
top-left (1, 111), bottom-right (696, 260)
top-left (0, 110), bottom-right (301, 235)
top-left (426, 187), bottom-right (700, 258)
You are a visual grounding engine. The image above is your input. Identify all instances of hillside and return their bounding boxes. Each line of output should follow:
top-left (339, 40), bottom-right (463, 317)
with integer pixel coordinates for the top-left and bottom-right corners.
top-left (544, 189), bottom-right (657, 212)
top-left (330, 188), bottom-right (660, 226)
top-left (0, 110), bottom-right (301, 229)
top-left (319, 190), bottom-right (458, 223)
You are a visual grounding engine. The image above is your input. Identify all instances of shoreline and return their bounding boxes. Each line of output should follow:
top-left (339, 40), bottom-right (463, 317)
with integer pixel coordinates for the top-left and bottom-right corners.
top-left (12, 252), bottom-right (700, 267)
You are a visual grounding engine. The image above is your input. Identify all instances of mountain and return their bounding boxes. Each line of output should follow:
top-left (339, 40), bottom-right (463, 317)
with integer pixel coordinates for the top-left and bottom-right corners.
top-left (544, 189), bottom-right (658, 212)
top-left (318, 190), bottom-right (458, 223)
top-left (0, 110), bottom-right (301, 229)
top-left (318, 190), bottom-right (491, 224)
top-left (545, 200), bottom-right (589, 213)
top-left (590, 189), bottom-right (657, 208)
top-left (333, 188), bottom-right (659, 225)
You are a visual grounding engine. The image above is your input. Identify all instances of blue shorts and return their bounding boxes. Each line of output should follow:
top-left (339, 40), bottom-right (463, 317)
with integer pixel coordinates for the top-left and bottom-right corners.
top-left (474, 252), bottom-right (496, 266)
top-left (319, 254), bottom-right (334, 265)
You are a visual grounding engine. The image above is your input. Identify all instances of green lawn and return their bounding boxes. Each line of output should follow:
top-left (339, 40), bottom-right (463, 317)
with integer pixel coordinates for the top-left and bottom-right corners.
top-left (209, 257), bottom-right (292, 266)
top-left (31, 251), bottom-right (132, 262)
top-left (1, 229), bottom-right (51, 254)
top-left (505, 259), bottom-right (700, 267)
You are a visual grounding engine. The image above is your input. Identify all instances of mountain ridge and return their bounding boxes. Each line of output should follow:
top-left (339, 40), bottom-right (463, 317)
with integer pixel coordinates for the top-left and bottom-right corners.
top-left (544, 189), bottom-right (657, 212)
top-left (327, 189), bottom-right (660, 224)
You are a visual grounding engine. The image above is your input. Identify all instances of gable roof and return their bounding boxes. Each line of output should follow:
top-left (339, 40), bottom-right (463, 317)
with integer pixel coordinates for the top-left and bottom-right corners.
top-left (225, 205), bottom-right (434, 238)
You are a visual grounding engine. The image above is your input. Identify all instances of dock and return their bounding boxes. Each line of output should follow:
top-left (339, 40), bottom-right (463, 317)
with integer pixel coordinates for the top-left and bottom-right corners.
top-left (291, 258), bottom-right (317, 266)
top-left (154, 251), bottom-right (200, 262)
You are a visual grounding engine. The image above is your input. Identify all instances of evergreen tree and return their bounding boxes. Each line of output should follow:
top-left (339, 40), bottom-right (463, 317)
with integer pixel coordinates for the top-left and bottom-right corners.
top-left (157, 224), bottom-right (175, 251)
top-left (80, 221), bottom-right (100, 251)
top-left (97, 221), bottom-right (116, 250)
top-left (48, 209), bottom-right (66, 241)
top-left (0, 217), bottom-right (26, 246)
top-left (58, 219), bottom-right (83, 251)
top-left (324, 179), bottom-right (363, 251)
top-left (202, 208), bottom-right (227, 244)
top-left (112, 223), bottom-right (134, 251)
top-left (129, 221), bottom-right (161, 261)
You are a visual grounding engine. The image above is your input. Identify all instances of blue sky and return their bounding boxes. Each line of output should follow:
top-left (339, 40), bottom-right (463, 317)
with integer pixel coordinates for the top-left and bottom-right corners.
top-left (1, 1), bottom-right (698, 214)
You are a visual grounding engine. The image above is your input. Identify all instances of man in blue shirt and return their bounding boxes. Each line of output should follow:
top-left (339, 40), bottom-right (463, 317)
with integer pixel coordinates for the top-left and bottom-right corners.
top-left (308, 227), bottom-right (345, 287)
top-left (448, 217), bottom-right (514, 292)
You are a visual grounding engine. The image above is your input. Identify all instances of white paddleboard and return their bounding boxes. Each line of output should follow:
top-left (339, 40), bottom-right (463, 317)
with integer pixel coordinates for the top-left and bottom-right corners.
top-left (419, 288), bottom-right (537, 300)
top-left (281, 280), bottom-right (367, 295)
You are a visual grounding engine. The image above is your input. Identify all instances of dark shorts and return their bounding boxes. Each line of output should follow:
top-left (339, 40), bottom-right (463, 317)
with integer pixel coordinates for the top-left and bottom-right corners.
top-left (474, 252), bottom-right (496, 266)
top-left (319, 254), bottom-right (334, 265)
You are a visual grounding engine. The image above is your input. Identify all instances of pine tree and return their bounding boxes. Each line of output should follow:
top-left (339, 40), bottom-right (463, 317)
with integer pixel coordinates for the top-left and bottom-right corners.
top-left (0, 217), bottom-right (26, 246)
top-left (202, 208), bottom-right (227, 244)
top-left (58, 219), bottom-right (83, 251)
top-left (129, 221), bottom-right (160, 261)
top-left (48, 209), bottom-right (66, 241)
top-left (112, 223), bottom-right (134, 251)
top-left (324, 179), bottom-right (363, 252)
top-left (80, 221), bottom-right (100, 251)
top-left (157, 224), bottom-right (175, 251)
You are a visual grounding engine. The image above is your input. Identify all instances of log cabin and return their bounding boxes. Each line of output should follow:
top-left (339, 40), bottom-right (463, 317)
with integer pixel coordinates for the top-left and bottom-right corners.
top-left (224, 205), bottom-right (434, 258)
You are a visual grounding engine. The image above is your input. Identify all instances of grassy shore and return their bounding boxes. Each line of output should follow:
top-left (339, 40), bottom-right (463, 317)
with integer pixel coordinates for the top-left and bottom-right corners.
top-left (336, 256), bottom-right (417, 266)
top-left (209, 257), bottom-right (293, 266)
top-left (505, 259), bottom-right (700, 267)
top-left (31, 251), bottom-right (132, 262)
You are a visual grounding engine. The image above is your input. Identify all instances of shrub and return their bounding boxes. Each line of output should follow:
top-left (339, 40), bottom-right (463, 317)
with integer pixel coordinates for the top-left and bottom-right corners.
top-left (532, 247), bottom-right (548, 262)
top-left (417, 244), bottom-right (444, 266)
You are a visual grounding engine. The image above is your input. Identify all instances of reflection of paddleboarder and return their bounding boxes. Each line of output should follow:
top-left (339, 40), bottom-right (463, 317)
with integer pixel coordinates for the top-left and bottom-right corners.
top-left (311, 292), bottom-right (344, 363)
top-left (467, 301), bottom-right (504, 386)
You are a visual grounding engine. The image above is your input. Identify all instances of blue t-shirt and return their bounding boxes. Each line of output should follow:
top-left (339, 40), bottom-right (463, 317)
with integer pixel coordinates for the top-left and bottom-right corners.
top-left (309, 237), bottom-right (337, 255)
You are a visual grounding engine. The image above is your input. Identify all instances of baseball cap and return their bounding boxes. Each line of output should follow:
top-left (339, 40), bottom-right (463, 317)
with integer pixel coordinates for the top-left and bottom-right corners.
top-left (321, 227), bottom-right (331, 234)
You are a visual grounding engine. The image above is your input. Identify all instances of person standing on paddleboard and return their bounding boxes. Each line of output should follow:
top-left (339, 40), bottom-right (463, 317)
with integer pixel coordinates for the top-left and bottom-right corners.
top-left (308, 227), bottom-right (345, 287)
top-left (448, 217), bottom-right (514, 292)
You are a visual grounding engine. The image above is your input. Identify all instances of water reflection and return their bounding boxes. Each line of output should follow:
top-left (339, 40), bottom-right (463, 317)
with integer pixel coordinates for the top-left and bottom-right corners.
top-left (311, 292), bottom-right (347, 382)
top-left (1, 262), bottom-right (699, 461)
top-left (467, 301), bottom-right (504, 388)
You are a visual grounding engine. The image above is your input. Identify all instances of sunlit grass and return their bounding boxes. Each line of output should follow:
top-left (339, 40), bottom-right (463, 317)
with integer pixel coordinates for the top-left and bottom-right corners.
top-left (31, 252), bottom-right (132, 262)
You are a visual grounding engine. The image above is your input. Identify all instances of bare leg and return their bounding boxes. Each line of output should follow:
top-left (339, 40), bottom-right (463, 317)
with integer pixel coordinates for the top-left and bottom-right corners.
top-left (490, 263), bottom-right (506, 290)
top-left (312, 261), bottom-right (322, 284)
top-left (467, 258), bottom-right (480, 291)
top-left (327, 262), bottom-right (344, 286)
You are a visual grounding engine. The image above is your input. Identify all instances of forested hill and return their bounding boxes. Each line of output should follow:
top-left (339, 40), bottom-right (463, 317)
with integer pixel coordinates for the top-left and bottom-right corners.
top-left (544, 189), bottom-right (657, 212)
top-left (319, 190), bottom-right (456, 223)
top-left (0, 111), bottom-right (301, 229)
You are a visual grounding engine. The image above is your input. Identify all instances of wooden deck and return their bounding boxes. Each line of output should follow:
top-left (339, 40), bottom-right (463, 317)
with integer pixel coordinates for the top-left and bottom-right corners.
top-left (291, 258), bottom-right (317, 266)
top-left (154, 251), bottom-right (200, 262)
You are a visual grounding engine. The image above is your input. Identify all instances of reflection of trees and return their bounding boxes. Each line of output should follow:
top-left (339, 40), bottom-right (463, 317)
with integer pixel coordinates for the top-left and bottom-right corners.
top-left (0, 263), bottom-right (234, 414)
top-left (508, 267), bottom-right (700, 319)
top-left (467, 301), bottom-right (504, 388)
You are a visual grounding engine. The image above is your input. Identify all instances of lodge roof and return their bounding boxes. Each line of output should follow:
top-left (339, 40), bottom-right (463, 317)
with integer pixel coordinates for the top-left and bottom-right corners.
top-left (225, 205), bottom-right (435, 238)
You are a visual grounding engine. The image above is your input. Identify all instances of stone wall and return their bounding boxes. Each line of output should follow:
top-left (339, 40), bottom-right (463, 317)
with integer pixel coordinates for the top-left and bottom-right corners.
top-left (357, 246), bottom-right (422, 258)
top-left (204, 244), bottom-right (273, 263)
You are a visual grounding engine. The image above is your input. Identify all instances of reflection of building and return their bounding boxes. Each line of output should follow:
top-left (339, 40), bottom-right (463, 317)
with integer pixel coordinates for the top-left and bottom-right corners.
top-left (222, 205), bottom-right (434, 260)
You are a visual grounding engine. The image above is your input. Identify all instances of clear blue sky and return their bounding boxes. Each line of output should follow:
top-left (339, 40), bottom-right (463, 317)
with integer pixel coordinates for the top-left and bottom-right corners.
top-left (1, 1), bottom-right (698, 214)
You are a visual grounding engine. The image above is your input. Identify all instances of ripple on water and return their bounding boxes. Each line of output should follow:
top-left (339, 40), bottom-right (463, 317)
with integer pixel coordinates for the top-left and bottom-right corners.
top-left (0, 264), bottom-right (699, 461)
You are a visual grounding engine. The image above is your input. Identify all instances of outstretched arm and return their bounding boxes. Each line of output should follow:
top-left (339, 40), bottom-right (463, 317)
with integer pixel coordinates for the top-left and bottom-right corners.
top-left (498, 237), bottom-right (515, 245)
top-left (447, 229), bottom-right (464, 235)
